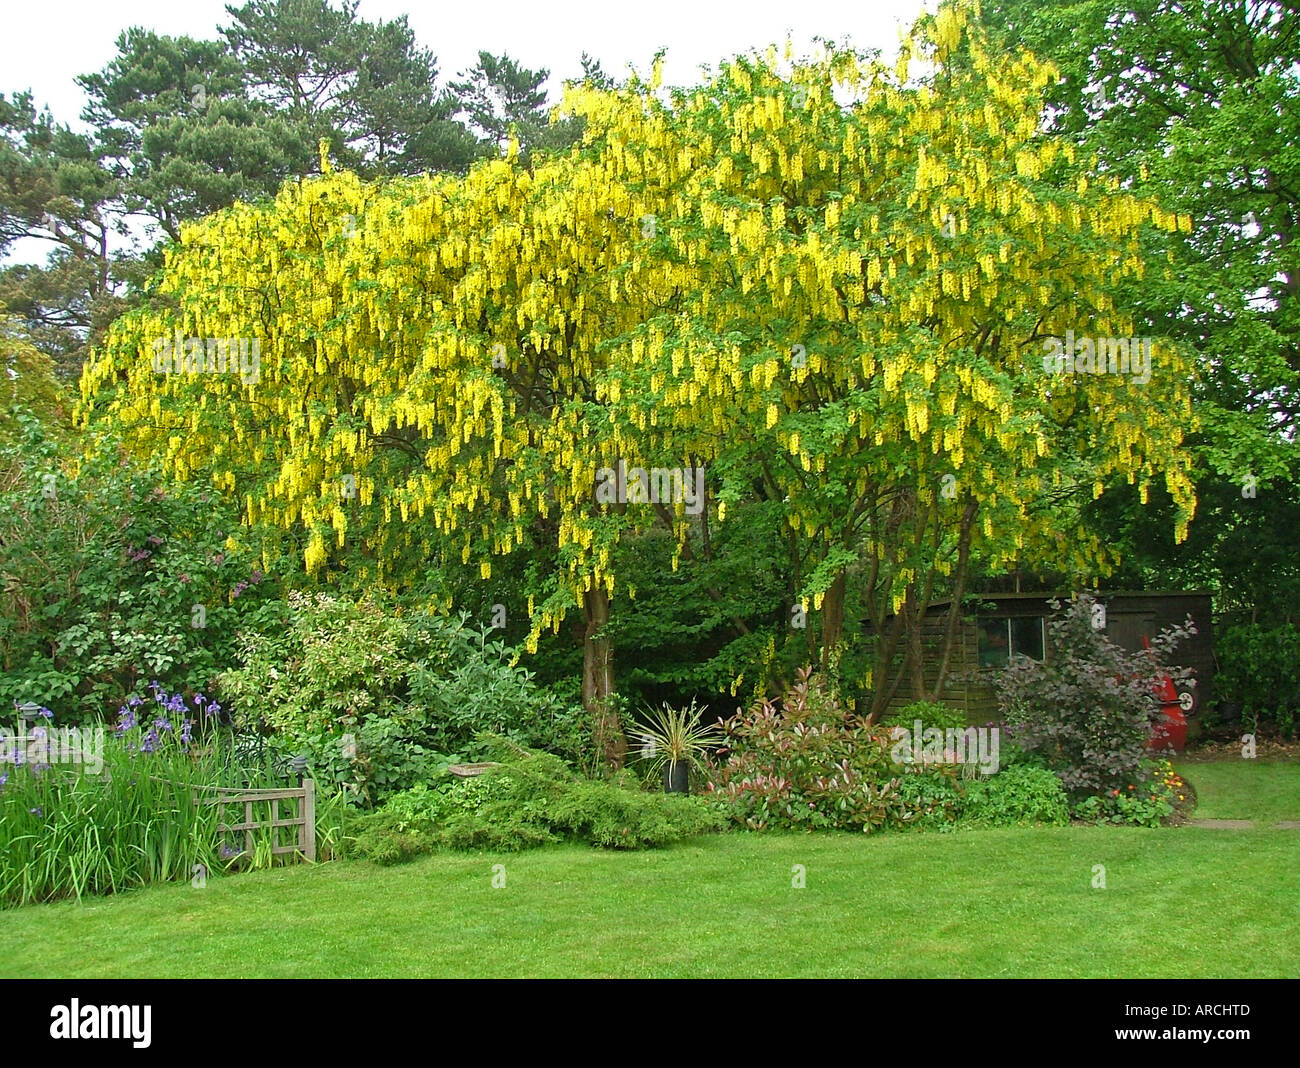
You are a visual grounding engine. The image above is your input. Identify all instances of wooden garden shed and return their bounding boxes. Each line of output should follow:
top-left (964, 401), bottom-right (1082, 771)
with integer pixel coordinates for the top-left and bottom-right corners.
top-left (877, 590), bottom-right (1214, 724)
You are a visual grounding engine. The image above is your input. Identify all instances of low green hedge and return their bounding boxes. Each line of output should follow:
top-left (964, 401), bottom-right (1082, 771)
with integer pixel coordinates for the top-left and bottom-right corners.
top-left (347, 737), bottom-right (723, 863)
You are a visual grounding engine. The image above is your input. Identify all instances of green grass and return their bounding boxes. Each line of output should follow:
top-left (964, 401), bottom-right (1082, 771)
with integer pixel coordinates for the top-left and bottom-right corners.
top-left (2, 820), bottom-right (1297, 977)
top-left (1176, 759), bottom-right (1300, 824)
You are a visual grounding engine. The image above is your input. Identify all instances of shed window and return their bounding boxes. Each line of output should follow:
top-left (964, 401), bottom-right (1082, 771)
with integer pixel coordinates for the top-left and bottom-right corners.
top-left (979, 616), bottom-right (1045, 666)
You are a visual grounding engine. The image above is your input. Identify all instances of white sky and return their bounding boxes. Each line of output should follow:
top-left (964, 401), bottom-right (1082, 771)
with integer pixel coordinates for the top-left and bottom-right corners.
top-left (4, 0), bottom-right (929, 126)
top-left (1, 0), bottom-right (930, 266)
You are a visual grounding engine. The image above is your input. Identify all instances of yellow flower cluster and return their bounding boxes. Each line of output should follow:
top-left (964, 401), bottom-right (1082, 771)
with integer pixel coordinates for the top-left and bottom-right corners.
top-left (78, 0), bottom-right (1196, 645)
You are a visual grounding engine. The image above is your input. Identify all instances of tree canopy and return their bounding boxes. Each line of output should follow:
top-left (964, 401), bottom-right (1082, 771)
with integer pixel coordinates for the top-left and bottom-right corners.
top-left (79, 2), bottom-right (1199, 725)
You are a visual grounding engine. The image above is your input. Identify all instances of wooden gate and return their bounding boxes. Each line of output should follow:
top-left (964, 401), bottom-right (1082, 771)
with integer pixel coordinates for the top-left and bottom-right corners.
top-left (194, 781), bottom-right (316, 862)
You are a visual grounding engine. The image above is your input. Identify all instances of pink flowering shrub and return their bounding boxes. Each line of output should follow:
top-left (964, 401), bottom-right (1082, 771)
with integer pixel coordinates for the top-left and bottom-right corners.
top-left (703, 668), bottom-right (906, 832)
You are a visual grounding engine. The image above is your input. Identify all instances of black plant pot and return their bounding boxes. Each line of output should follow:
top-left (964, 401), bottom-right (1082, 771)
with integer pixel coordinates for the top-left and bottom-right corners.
top-left (663, 760), bottom-right (690, 794)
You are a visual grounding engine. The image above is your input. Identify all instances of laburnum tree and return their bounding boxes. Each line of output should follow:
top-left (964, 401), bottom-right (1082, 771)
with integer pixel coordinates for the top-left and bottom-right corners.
top-left (79, 0), bottom-right (1198, 756)
top-left (556, 1), bottom-right (1198, 716)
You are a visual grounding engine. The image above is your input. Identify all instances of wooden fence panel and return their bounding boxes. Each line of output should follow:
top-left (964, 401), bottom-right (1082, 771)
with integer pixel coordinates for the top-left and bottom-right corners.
top-left (194, 781), bottom-right (316, 863)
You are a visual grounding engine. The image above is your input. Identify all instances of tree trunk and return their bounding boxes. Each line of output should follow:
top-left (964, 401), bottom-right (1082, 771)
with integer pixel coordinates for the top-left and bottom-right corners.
top-left (866, 606), bottom-right (909, 723)
top-left (582, 583), bottom-right (624, 769)
top-left (819, 570), bottom-right (847, 672)
top-left (928, 498), bottom-right (978, 701)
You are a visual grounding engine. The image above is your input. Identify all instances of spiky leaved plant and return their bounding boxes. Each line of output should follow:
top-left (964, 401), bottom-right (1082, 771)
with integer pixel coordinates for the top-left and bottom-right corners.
top-left (632, 699), bottom-right (718, 791)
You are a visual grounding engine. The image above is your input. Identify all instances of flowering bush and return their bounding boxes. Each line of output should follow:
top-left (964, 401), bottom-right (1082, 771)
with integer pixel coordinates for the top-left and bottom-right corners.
top-left (704, 668), bottom-right (906, 832)
top-left (0, 424), bottom-right (275, 723)
top-left (1071, 759), bottom-right (1184, 827)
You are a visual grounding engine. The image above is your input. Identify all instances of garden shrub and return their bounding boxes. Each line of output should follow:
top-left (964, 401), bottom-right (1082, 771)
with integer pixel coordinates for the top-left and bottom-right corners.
top-left (705, 667), bottom-right (906, 832)
top-left (1071, 759), bottom-right (1185, 828)
top-left (218, 597), bottom-right (592, 803)
top-left (218, 592), bottom-right (413, 739)
top-left (544, 781), bottom-right (720, 847)
top-left (994, 594), bottom-right (1194, 797)
top-left (286, 717), bottom-right (455, 806)
top-left (346, 737), bottom-right (722, 861)
top-left (405, 615), bottom-right (592, 764)
top-left (895, 768), bottom-right (965, 832)
top-left (984, 731), bottom-right (1041, 771)
top-left (0, 421), bottom-right (275, 723)
top-left (961, 764), bottom-right (1070, 827)
top-left (881, 700), bottom-right (969, 732)
top-left (1214, 623), bottom-right (1300, 737)
top-left (349, 810), bottom-right (440, 865)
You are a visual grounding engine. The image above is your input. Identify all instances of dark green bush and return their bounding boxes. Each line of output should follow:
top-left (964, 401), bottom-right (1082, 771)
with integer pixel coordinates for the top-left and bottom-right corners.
top-left (405, 621), bottom-right (593, 765)
top-left (1214, 623), bottom-right (1300, 737)
top-left (895, 769), bottom-right (965, 832)
top-left (0, 421), bottom-right (276, 723)
top-left (995, 594), bottom-right (1194, 797)
top-left (544, 781), bottom-right (721, 847)
top-left (350, 810), bottom-right (439, 865)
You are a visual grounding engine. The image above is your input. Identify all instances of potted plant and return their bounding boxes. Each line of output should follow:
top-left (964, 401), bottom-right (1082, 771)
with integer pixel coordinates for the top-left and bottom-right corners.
top-left (633, 700), bottom-right (717, 794)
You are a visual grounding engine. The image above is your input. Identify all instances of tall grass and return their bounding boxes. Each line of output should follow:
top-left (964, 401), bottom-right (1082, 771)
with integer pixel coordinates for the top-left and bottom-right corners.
top-left (0, 688), bottom-right (318, 907)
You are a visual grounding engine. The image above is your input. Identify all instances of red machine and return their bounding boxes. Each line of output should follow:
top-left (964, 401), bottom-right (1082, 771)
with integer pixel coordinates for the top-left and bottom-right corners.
top-left (1142, 637), bottom-right (1188, 753)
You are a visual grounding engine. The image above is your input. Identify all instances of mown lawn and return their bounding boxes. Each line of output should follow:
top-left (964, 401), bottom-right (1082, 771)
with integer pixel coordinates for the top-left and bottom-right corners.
top-left (2, 811), bottom-right (1297, 978)
top-left (1177, 759), bottom-right (1300, 824)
